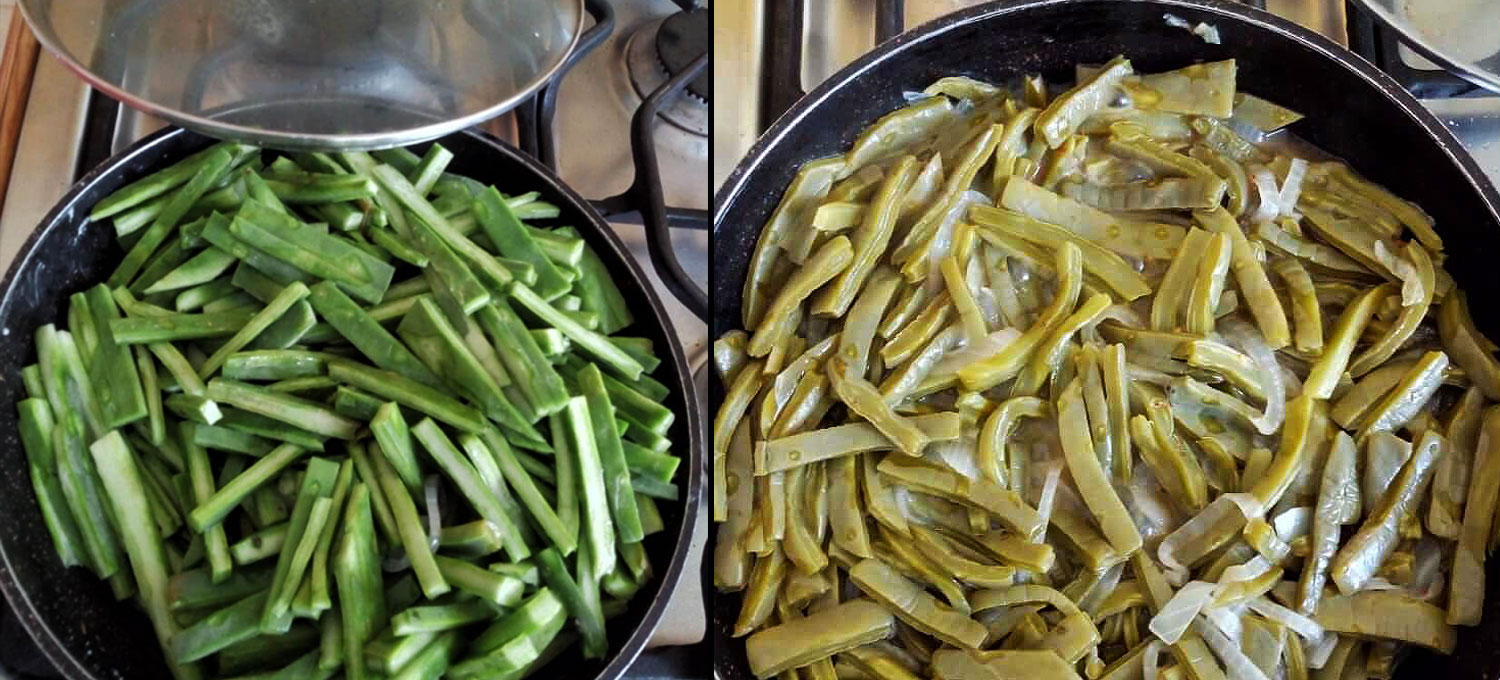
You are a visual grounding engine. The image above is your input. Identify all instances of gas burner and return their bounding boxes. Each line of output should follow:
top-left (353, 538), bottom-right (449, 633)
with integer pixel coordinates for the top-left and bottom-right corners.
top-left (625, 9), bottom-right (706, 136)
top-left (657, 8), bottom-right (708, 102)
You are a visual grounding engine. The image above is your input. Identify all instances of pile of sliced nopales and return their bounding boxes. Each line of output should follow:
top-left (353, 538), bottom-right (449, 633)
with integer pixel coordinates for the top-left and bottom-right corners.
top-left (714, 55), bottom-right (1500, 680)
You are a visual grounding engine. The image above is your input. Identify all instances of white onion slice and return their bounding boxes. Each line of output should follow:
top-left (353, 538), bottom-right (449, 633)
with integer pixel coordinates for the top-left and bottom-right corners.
top-left (930, 328), bottom-right (1022, 377)
top-left (1374, 240), bottom-right (1425, 306)
top-left (1219, 556), bottom-right (1271, 587)
top-left (1250, 167), bottom-right (1281, 223)
top-left (1149, 581), bottom-right (1216, 644)
top-left (1247, 597), bottom-right (1323, 642)
top-left (1194, 617), bottom-right (1271, 680)
top-left (930, 436), bottom-right (981, 481)
top-left (425, 474), bottom-right (443, 552)
top-left (925, 190), bottom-right (990, 293)
top-left (1306, 632), bottom-right (1338, 669)
top-left (1271, 506), bottom-right (1313, 542)
top-left (1159, 494), bottom-right (1247, 586)
top-left (1222, 319), bottom-right (1284, 435)
top-left (1035, 462), bottom-right (1063, 542)
top-left (1204, 605), bottom-right (1245, 643)
top-left (1277, 159), bottom-right (1308, 217)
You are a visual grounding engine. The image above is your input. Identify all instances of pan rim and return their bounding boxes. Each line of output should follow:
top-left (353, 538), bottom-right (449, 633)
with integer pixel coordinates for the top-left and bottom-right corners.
top-left (711, 0), bottom-right (1500, 239)
top-left (0, 125), bottom-right (704, 680)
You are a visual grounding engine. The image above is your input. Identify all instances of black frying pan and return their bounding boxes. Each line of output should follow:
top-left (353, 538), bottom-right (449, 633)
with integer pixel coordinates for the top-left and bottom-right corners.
top-left (0, 125), bottom-right (704, 679)
top-left (711, 0), bottom-right (1500, 678)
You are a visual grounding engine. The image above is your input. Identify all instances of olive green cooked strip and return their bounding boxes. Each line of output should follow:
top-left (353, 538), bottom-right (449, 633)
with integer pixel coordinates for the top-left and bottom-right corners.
top-left (757, 412), bottom-right (961, 475)
top-left (815, 156), bottom-right (918, 315)
top-left (1057, 380), bottom-right (1141, 555)
top-left (1184, 231), bottom-right (1232, 335)
top-left (1196, 206), bottom-right (1290, 348)
top-left (1304, 283), bottom-right (1396, 399)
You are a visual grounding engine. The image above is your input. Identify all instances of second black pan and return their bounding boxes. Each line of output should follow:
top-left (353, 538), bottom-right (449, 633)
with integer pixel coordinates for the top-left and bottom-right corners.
top-left (711, 0), bottom-right (1500, 678)
top-left (0, 126), bottom-right (704, 680)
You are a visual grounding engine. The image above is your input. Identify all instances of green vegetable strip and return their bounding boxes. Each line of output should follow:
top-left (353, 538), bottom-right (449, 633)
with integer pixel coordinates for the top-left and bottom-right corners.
top-left (389, 630), bottom-right (463, 680)
top-left (410, 216), bottom-right (493, 315)
top-left (559, 395), bottom-right (616, 576)
top-left (367, 225), bottom-right (430, 267)
top-left (572, 242), bottom-right (634, 334)
top-left (334, 483), bottom-right (387, 680)
top-left (347, 440), bottom-right (401, 547)
top-left (434, 555), bottom-right (525, 607)
top-left (90, 432), bottom-right (201, 680)
top-left (391, 599), bottom-right (501, 637)
top-left (409, 144), bottom-right (454, 196)
top-left (456, 433), bottom-right (538, 548)
top-left (181, 423), bottom-right (233, 584)
top-left (536, 547), bottom-right (607, 658)
top-left (302, 459), bottom-right (353, 616)
top-left (229, 202), bottom-right (395, 304)
top-left (213, 350), bottom-right (334, 383)
top-left (207, 379), bottom-right (359, 440)
top-left (371, 402), bottom-right (422, 496)
top-left (110, 148), bottom-right (233, 288)
top-left (135, 345), bottom-right (166, 444)
top-left (370, 446), bottom-right (449, 598)
top-left (198, 281), bottom-right (310, 378)
top-left (194, 424), bottom-right (274, 456)
top-left (327, 361), bottom-right (488, 434)
top-left (332, 387), bottom-right (383, 421)
top-left (262, 456), bottom-right (339, 632)
top-left (143, 247), bottom-right (237, 295)
top-left (371, 165), bottom-right (515, 291)
top-left (167, 562), bottom-right (272, 612)
top-left (38, 325), bottom-right (106, 439)
top-left (169, 590), bottom-right (272, 664)
top-left (398, 295), bottom-right (540, 441)
top-left (92, 142), bottom-right (251, 220)
top-left (259, 173), bottom-right (376, 204)
top-left (473, 186), bottom-right (570, 299)
top-left (477, 301), bottom-right (570, 418)
top-left (188, 443), bottom-right (307, 532)
top-left (83, 285), bottom-right (151, 429)
top-left (596, 370), bottom-right (673, 436)
top-left (18, 399), bottom-right (85, 567)
top-left (512, 283), bottom-right (645, 380)
top-left (1304, 283), bottom-right (1396, 399)
top-left (198, 212), bottom-right (314, 286)
top-left (306, 281), bottom-right (444, 388)
top-left (1196, 206), bottom-right (1290, 348)
top-left (577, 364), bottom-right (644, 544)
top-left (53, 412), bottom-right (123, 577)
top-left (413, 418), bottom-right (530, 559)
top-left (481, 427), bottom-right (576, 555)
top-left (109, 307), bottom-right (258, 344)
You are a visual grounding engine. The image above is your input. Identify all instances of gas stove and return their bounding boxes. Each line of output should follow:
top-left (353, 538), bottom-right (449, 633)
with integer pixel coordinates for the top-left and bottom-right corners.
top-left (713, 0), bottom-right (1500, 192)
top-left (0, 1), bottom-right (709, 678)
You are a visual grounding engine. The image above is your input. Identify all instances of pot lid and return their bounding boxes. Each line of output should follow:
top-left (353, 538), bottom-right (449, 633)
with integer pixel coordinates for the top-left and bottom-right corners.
top-left (1351, 0), bottom-right (1500, 94)
top-left (19, 0), bottom-right (585, 150)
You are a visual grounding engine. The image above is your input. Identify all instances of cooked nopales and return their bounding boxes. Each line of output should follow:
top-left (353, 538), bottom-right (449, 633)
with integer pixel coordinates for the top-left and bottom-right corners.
top-left (715, 56), bottom-right (1500, 680)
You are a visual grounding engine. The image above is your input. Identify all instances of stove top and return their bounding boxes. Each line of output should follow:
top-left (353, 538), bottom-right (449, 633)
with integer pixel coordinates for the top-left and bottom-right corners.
top-left (0, 0), bottom-right (708, 678)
